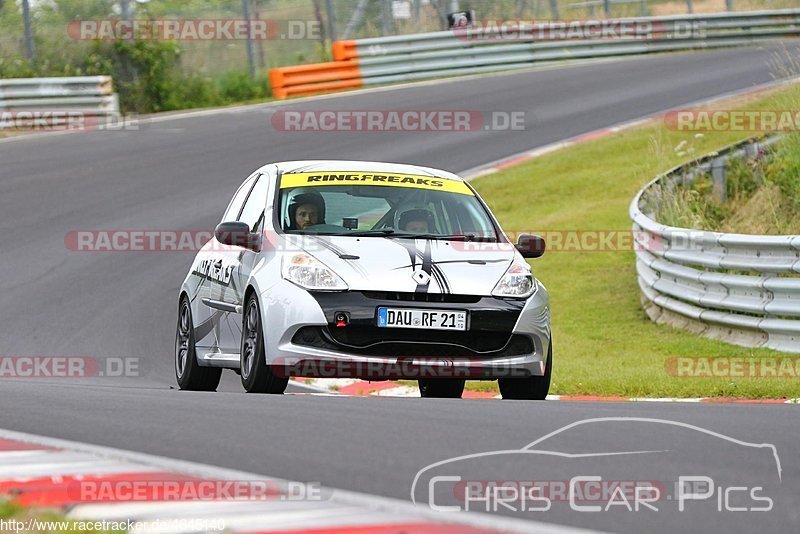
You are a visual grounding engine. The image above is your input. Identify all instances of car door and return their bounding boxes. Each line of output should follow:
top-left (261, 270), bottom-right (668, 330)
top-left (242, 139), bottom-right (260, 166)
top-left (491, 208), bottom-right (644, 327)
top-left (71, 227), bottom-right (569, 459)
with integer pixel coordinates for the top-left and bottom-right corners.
top-left (207, 172), bottom-right (269, 354)
top-left (193, 172), bottom-right (258, 356)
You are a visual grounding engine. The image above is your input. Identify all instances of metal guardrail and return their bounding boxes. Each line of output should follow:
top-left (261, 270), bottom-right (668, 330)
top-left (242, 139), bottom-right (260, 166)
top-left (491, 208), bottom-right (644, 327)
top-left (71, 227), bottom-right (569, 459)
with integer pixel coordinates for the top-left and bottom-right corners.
top-left (630, 134), bottom-right (800, 353)
top-left (270, 9), bottom-right (800, 99)
top-left (0, 76), bottom-right (120, 117)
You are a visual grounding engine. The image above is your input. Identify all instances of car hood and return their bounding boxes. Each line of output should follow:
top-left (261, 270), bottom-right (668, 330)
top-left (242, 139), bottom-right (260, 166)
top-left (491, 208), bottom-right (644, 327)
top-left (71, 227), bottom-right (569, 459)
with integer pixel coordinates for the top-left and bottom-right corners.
top-left (284, 234), bottom-right (516, 295)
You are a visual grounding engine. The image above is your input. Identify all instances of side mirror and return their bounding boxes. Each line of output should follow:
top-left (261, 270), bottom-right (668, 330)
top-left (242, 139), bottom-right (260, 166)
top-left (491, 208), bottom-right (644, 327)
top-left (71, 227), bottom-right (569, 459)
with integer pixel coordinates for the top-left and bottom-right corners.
top-left (515, 233), bottom-right (545, 259)
top-left (214, 222), bottom-right (261, 251)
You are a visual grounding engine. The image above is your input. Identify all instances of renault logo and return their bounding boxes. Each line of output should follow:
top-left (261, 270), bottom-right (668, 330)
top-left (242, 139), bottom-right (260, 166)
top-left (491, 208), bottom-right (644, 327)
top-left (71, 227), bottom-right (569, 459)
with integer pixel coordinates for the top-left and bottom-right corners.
top-left (412, 268), bottom-right (431, 285)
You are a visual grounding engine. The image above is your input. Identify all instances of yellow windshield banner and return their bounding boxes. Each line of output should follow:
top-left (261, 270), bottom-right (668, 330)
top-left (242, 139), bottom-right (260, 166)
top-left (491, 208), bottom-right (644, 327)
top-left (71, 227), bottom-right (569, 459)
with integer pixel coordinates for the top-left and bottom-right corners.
top-left (280, 172), bottom-right (474, 195)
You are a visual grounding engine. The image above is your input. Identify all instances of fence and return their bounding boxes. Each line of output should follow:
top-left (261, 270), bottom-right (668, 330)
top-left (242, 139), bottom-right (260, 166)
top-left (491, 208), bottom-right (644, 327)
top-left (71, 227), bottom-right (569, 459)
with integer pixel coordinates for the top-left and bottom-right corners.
top-left (0, 76), bottom-right (120, 124)
top-left (270, 8), bottom-right (800, 99)
top-left (631, 134), bottom-right (800, 353)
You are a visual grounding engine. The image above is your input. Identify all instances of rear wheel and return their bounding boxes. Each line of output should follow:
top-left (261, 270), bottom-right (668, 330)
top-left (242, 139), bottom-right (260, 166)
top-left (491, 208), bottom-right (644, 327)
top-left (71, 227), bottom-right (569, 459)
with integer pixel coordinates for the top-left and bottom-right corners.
top-left (175, 296), bottom-right (222, 391)
top-left (418, 379), bottom-right (465, 399)
top-left (499, 341), bottom-right (552, 400)
top-left (240, 294), bottom-right (289, 394)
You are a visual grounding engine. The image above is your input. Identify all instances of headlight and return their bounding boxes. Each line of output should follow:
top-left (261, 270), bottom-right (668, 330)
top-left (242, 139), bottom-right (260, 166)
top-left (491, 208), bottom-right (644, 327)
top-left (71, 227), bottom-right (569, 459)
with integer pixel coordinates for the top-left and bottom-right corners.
top-left (492, 259), bottom-right (537, 298)
top-left (282, 252), bottom-right (348, 291)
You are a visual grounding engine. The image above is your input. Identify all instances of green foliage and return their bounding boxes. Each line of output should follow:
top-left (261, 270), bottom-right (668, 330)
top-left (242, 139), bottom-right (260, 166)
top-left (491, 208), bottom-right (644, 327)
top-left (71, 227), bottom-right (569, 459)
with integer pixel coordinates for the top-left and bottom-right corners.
top-left (653, 138), bottom-right (800, 234)
top-left (650, 175), bottom-right (730, 231)
top-left (83, 40), bottom-right (179, 112)
top-left (0, 38), bottom-right (271, 113)
top-left (725, 156), bottom-right (761, 200)
top-left (766, 133), bottom-right (800, 211)
top-left (218, 70), bottom-right (269, 102)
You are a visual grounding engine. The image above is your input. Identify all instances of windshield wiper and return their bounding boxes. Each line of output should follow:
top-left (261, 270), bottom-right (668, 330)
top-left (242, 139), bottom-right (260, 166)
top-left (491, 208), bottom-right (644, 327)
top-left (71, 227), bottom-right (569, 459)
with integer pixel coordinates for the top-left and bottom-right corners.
top-left (342, 230), bottom-right (496, 242)
top-left (396, 233), bottom-right (495, 242)
top-left (344, 229), bottom-right (396, 237)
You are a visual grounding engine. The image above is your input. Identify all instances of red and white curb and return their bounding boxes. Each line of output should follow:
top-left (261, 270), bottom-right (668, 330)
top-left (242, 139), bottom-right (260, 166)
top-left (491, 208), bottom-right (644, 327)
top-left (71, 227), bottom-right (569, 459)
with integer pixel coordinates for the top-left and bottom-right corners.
top-left (291, 379), bottom-right (799, 404)
top-left (0, 428), bottom-right (593, 534)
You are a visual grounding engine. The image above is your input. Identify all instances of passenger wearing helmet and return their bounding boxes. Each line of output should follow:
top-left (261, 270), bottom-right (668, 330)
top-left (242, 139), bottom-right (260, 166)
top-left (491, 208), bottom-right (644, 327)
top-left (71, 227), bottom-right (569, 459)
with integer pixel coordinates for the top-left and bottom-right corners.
top-left (287, 191), bottom-right (326, 230)
top-left (396, 206), bottom-right (436, 234)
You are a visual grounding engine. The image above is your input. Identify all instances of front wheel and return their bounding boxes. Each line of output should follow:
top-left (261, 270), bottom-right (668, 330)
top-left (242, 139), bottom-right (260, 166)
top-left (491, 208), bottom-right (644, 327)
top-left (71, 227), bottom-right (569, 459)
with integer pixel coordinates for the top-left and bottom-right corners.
top-left (175, 296), bottom-right (222, 391)
top-left (498, 341), bottom-right (552, 400)
top-left (240, 294), bottom-right (289, 394)
top-left (418, 379), bottom-right (465, 398)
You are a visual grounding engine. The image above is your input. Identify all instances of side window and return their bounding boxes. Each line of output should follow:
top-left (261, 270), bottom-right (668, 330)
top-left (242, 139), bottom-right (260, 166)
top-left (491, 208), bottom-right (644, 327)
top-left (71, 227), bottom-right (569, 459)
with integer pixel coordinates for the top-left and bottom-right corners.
top-left (238, 174), bottom-right (268, 232)
top-left (222, 174), bottom-right (258, 223)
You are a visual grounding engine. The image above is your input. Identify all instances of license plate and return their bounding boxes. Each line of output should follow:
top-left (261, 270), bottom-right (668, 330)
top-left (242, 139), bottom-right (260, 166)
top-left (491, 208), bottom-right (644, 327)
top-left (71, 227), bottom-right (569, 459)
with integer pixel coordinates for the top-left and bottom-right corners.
top-left (376, 307), bottom-right (467, 331)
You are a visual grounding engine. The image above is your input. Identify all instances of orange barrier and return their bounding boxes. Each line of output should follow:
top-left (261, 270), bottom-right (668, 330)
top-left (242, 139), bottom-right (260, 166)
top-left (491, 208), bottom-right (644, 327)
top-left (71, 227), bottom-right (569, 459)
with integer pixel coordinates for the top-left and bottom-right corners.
top-left (332, 40), bottom-right (359, 61)
top-left (269, 60), bottom-right (362, 99)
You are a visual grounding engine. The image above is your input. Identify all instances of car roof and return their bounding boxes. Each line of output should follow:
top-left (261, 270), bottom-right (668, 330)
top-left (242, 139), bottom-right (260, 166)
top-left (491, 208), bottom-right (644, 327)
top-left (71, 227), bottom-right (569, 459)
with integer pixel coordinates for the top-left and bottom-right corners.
top-left (266, 160), bottom-right (465, 182)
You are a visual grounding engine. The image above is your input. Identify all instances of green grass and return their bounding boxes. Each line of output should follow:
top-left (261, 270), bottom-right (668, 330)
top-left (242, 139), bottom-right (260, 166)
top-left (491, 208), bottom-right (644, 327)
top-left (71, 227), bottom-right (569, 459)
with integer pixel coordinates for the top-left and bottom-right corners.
top-left (463, 83), bottom-right (800, 399)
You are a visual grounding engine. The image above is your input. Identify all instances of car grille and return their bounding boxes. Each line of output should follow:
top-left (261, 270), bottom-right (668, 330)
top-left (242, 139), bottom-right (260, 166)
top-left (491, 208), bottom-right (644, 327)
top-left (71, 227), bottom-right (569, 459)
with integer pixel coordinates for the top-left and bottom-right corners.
top-left (292, 326), bottom-right (533, 358)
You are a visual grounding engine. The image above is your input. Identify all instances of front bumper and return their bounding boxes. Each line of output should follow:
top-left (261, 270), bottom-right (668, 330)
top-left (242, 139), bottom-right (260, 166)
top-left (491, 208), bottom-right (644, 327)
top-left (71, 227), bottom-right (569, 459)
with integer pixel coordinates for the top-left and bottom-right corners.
top-left (261, 281), bottom-right (550, 379)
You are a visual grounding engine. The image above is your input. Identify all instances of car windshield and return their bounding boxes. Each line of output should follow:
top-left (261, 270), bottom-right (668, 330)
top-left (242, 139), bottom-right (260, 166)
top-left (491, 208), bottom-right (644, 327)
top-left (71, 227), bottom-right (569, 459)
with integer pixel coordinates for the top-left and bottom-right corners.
top-left (278, 171), bottom-right (499, 241)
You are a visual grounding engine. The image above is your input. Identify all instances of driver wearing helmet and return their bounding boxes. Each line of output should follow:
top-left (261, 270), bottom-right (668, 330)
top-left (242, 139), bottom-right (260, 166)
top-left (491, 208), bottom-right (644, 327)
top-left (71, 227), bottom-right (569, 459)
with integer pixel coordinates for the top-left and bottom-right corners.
top-left (395, 205), bottom-right (436, 234)
top-left (287, 191), bottom-right (326, 231)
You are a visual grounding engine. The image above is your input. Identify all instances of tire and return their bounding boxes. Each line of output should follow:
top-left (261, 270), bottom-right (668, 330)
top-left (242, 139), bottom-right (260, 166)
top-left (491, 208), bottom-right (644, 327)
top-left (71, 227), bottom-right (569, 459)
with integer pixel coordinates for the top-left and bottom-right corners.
top-left (175, 296), bottom-right (222, 391)
top-left (499, 341), bottom-right (552, 400)
top-left (240, 294), bottom-right (289, 394)
top-left (418, 379), bottom-right (465, 398)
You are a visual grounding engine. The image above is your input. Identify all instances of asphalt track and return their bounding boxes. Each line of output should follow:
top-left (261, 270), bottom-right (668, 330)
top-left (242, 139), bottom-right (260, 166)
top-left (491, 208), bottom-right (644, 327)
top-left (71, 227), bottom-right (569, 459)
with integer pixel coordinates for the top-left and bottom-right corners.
top-left (1, 45), bottom-right (800, 533)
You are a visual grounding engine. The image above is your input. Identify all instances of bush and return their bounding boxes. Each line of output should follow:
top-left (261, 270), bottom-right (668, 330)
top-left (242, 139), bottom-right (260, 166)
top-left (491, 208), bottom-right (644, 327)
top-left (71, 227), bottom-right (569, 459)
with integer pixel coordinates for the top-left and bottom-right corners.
top-left (218, 70), bottom-right (269, 102)
top-left (1, 39), bottom-right (270, 114)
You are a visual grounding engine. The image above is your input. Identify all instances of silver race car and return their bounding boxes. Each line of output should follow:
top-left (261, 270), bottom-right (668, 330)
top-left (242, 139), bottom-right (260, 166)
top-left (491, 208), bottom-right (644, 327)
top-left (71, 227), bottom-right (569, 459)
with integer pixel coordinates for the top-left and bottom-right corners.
top-left (175, 161), bottom-right (551, 399)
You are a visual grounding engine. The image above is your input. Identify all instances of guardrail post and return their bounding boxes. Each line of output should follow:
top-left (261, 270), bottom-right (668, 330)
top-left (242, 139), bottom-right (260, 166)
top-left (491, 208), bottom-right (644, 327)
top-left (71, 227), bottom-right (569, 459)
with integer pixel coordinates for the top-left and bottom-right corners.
top-left (725, 0), bottom-right (733, 11)
top-left (686, 0), bottom-right (693, 14)
top-left (21, 0), bottom-right (35, 62)
top-left (382, 0), bottom-right (393, 35)
top-left (744, 140), bottom-right (758, 159)
top-left (549, 0), bottom-right (560, 20)
top-left (603, 0), bottom-right (611, 16)
top-left (242, 0), bottom-right (256, 78)
top-left (744, 140), bottom-right (763, 184)
top-left (711, 157), bottom-right (727, 203)
top-left (326, 0), bottom-right (337, 41)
